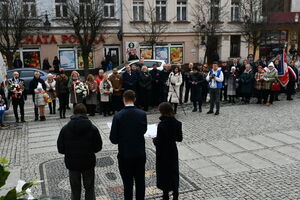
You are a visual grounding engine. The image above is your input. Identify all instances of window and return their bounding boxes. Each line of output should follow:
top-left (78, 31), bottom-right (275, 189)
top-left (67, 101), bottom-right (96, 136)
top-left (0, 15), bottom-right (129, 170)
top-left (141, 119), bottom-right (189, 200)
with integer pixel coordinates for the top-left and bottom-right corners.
top-left (79, 0), bottom-right (91, 17)
top-left (55, 0), bottom-right (68, 18)
top-left (156, 0), bottom-right (166, 21)
top-left (104, 0), bottom-right (115, 18)
top-left (21, 70), bottom-right (35, 78)
top-left (23, 0), bottom-right (36, 18)
top-left (210, 0), bottom-right (219, 21)
top-left (133, 0), bottom-right (144, 21)
top-left (177, 0), bottom-right (187, 21)
top-left (231, 0), bottom-right (240, 22)
top-left (230, 35), bottom-right (241, 57)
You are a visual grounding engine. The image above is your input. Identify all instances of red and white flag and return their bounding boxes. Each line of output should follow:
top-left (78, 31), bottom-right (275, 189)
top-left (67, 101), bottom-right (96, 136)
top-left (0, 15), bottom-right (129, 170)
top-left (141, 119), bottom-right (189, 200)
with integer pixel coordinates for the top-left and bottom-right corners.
top-left (278, 52), bottom-right (289, 87)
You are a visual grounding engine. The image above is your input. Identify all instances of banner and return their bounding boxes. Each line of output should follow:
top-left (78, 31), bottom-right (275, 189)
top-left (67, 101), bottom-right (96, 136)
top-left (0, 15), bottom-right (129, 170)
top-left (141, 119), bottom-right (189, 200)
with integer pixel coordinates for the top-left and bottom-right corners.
top-left (278, 52), bottom-right (289, 87)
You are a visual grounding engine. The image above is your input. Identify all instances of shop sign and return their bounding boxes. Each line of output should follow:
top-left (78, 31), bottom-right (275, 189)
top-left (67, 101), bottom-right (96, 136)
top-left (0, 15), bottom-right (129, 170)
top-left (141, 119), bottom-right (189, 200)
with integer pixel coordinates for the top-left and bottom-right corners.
top-left (21, 34), bottom-right (105, 45)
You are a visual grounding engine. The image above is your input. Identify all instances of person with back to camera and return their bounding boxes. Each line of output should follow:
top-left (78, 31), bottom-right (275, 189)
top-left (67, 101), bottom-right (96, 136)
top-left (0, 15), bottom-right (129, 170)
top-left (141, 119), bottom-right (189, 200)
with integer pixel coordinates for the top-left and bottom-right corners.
top-left (110, 90), bottom-right (147, 200)
top-left (153, 102), bottom-right (183, 200)
top-left (57, 103), bottom-right (102, 200)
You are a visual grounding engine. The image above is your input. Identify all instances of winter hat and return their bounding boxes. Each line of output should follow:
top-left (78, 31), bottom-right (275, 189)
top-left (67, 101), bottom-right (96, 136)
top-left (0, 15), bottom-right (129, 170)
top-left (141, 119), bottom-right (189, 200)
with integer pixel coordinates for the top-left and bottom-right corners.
top-left (268, 62), bottom-right (275, 68)
top-left (257, 66), bottom-right (263, 69)
top-left (47, 73), bottom-right (53, 78)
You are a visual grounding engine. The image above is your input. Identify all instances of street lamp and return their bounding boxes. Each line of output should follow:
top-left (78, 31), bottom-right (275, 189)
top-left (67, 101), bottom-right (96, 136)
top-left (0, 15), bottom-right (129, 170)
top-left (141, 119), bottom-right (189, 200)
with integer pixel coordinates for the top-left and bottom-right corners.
top-left (43, 11), bottom-right (51, 31)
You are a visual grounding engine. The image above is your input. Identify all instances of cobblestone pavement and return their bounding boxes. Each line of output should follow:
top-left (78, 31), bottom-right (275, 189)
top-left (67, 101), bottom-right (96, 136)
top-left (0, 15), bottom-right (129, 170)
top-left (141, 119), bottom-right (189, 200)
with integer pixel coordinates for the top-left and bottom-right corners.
top-left (1, 94), bottom-right (300, 199)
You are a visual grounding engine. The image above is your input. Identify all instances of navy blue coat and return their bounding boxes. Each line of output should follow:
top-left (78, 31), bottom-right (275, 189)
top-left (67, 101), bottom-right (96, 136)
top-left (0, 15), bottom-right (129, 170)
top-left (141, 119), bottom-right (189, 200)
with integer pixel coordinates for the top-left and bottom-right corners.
top-left (122, 71), bottom-right (138, 92)
top-left (110, 106), bottom-right (147, 159)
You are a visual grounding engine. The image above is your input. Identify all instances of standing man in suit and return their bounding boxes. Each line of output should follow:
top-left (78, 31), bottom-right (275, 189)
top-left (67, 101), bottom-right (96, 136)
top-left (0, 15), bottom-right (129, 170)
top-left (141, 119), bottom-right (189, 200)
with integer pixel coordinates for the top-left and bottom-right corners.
top-left (110, 90), bottom-right (147, 200)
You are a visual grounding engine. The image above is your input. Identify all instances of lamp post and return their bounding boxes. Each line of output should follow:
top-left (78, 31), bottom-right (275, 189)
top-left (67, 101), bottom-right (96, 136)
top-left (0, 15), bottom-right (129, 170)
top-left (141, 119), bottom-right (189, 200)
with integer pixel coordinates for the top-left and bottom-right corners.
top-left (43, 11), bottom-right (51, 31)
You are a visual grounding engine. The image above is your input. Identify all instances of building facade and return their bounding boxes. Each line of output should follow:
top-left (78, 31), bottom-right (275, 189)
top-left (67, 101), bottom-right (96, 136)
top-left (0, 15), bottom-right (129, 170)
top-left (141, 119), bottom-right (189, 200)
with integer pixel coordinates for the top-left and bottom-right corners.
top-left (12, 0), bottom-right (122, 70)
top-left (122, 0), bottom-right (249, 64)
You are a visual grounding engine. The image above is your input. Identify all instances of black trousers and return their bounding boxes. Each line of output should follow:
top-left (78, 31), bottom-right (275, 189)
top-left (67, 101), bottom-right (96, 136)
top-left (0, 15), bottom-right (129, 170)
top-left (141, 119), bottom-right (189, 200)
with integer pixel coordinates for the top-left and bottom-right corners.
top-left (152, 84), bottom-right (162, 106)
top-left (86, 104), bottom-right (96, 115)
top-left (184, 83), bottom-right (191, 103)
top-left (101, 101), bottom-right (111, 115)
top-left (263, 89), bottom-right (274, 104)
top-left (58, 94), bottom-right (68, 117)
top-left (220, 86), bottom-right (228, 101)
top-left (12, 100), bottom-right (24, 121)
top-left (69, 168), bottom-right (95, 200)
top-left (162, 85), bottom-right (169, 102)
top-left (256, 90), bottom-right (263, 103)
top-left (209, 88), bottom-right (221, 112)
top-left (118, 156), bottom-right (146, 200)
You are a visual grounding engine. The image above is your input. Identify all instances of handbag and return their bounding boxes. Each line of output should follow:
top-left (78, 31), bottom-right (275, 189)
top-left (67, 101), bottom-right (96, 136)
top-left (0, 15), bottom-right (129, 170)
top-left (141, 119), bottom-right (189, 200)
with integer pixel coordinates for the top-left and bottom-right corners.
top-left (271, 82), bottom-right (281, 92)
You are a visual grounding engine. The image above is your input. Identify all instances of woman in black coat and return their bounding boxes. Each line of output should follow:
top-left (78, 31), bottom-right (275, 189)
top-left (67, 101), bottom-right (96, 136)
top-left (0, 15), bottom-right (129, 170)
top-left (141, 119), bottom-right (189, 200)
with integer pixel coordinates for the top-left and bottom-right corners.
top-left (190, 66), bottom-right (205, 112)
top-left (153, 102), bottom-right (183, 200)
top-left (139, 66), bottom-right (152, 111)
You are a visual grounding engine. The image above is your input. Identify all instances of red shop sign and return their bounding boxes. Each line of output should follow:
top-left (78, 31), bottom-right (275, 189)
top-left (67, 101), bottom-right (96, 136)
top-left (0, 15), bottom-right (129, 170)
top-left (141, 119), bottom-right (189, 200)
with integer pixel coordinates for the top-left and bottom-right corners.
top-left (21, 34), bottom-right (105, 45)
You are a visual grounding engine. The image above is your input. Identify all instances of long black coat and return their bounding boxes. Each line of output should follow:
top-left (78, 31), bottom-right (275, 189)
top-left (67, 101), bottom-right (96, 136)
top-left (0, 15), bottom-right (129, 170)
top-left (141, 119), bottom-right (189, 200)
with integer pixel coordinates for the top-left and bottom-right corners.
top-left (189, 71), bottom-right (205, 102)
top-left (57, 114), bottom-right (102, 171)
top-left (153, 116), bottom-right (183, 191)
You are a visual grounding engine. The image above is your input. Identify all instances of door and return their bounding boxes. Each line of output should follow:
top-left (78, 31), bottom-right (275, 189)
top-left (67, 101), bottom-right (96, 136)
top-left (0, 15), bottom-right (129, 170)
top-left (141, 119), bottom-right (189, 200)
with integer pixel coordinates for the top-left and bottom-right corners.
top-left (105, 47), bottom-right (120, 68)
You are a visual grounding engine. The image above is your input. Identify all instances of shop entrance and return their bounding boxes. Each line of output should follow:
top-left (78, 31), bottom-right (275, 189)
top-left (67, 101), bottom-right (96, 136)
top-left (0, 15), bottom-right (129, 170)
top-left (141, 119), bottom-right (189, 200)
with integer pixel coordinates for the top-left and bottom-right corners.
top-left (104, 47), bottom-right (120, 68)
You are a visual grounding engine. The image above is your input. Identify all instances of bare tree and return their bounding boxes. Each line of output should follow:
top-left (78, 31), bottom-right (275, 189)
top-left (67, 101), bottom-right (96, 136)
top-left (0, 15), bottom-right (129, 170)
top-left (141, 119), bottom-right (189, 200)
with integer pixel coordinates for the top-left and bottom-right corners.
top-left (127, 1), bottom-right (171, 59)
top-left (64, 0), bottom-right (106, 77)
top-left (0, 0), bottom-right (34, 69)
top-left (191, 0), bottom-right (229, 64)
top-left (238, 0), bottom-right (265, 59)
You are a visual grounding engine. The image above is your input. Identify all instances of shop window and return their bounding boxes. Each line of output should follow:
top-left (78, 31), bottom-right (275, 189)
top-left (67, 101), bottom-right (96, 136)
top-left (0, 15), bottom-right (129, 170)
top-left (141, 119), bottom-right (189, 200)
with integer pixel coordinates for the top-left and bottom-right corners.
top-left (170, 46), bottom-right (183, 64)
top-left (231, 0), bottom-right (240, 22)
top-left (23, 0), bottom-right (37, 18)
top-left (155, 47), bottom-right (169, 63)
top-left (177, 0), bottom-right (187, 21)
top-left (104, 0), bottom-right (115, 18)
top-left (78, 51), bottom-right (93, 68)
top-left (156, 0), bottom-right (167, 21)
top-left (23, 51), bottom-right (41, 68)
top-left (140, 48), bottom-right (153, 59)
top-left (55, 0), bottom-right (68, 18)
top-left (133, 0), bottom-right (144, 21)
top-left (210, 0), bottom-right (219, 22)
top-left (230, 35), bottom-right (241, 57)
top-left (59, 49), bottom-right (76, 69)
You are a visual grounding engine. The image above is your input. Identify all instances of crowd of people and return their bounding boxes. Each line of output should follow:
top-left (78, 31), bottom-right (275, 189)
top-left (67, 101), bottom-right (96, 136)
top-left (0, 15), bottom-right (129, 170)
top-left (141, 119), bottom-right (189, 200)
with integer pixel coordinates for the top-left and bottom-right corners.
top-left (0, 54), bottom-right (299, 126)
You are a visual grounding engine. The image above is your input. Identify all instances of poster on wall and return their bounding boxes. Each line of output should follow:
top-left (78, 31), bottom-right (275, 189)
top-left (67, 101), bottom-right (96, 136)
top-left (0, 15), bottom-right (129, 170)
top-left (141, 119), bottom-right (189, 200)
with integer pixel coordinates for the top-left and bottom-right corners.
top-left (59, 50), bottom-right (76, 69)
top-left (126, 42), bottom-right (139, 60)
top-left (155, 47), bottom-right (169, 63)
top-left (23, 51), bottom-right (41, 68)
top-left (170, 47), bottom-right (183, 64)
top-left (140, 48), bottom-right (153, 59)
top-left (78, 51), bottom-right (93, 68)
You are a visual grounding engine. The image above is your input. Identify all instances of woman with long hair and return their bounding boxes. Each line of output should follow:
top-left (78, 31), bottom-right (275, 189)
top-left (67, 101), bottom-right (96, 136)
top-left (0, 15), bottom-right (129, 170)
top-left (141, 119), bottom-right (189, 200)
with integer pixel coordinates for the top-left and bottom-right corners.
top-left (167, 66), bottom-right (183, 114)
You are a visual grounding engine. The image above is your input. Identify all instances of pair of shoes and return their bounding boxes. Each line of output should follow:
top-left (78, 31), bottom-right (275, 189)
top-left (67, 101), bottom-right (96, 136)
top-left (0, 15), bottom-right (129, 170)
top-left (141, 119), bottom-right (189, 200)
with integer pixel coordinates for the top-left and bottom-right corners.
top-left (40, 116), bottom-right (46, 121)
top-left (0, 124), bottom-right (5, 127)
top-left (192, 108), bottom-right (197, 112)
top-left (207, 111), bottom-right (214, 114)
top-left (215, 111), bottom-right (220, 115)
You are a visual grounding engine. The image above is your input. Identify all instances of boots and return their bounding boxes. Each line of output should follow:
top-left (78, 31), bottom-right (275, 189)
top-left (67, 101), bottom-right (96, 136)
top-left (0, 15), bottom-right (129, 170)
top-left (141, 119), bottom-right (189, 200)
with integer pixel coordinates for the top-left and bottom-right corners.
top-left (34, 107), bottom-right (39, 121)
top-left (49, 103), bottom-right (52, 114)
top-left (192, 102), bottom-right (197, 112)
top-left (40, 116), bottom-right (46, 121)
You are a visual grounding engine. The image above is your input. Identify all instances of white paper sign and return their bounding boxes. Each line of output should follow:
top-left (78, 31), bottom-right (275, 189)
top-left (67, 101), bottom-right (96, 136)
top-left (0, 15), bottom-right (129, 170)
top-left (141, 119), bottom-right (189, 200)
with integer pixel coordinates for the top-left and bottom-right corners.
top-left (107, 123), bottom-right (157, 138)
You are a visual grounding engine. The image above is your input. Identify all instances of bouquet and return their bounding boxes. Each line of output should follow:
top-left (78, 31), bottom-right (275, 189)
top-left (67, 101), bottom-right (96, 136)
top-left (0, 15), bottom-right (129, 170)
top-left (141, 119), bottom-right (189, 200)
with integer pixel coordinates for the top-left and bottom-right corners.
top-left (74, 80), bottom-right (88, 97)
top-left (43, 93), bottom-right (52, 103)
top-left (9, 83), bottom-right (24, 99)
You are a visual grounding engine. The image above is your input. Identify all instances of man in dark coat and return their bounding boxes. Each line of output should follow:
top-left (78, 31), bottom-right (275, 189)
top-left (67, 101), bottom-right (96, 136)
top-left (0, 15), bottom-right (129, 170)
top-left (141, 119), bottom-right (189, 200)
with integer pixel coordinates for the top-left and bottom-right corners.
top-left (220, 61), bottom-right (230, 101)
top-left (110, 90), bottom-right (147, 200)
top-left (183, 63), bottom-right (193, 103)
top-left (13, 56), bottom-right (23, 68)
top-left (57, 103), bottom-right (102, 200)
top-left (29, 71), bottom-right (46, 121)
top-left (153, 102), bottom-right (183, 200)
top-left (122, 65), bottom-right (138, 92)
top-left (286, 64), bottom-right (298, 100)
top-left (150, 63), bottom-right (163, 105)
top-left (161, 64), bottom-right (171, 102)
top-left (139, 67), bottom-right (152, 111)
top-left (8, 71), bottom-right (27, 122)
top-left (190, 66), bottom-right (205, 112)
